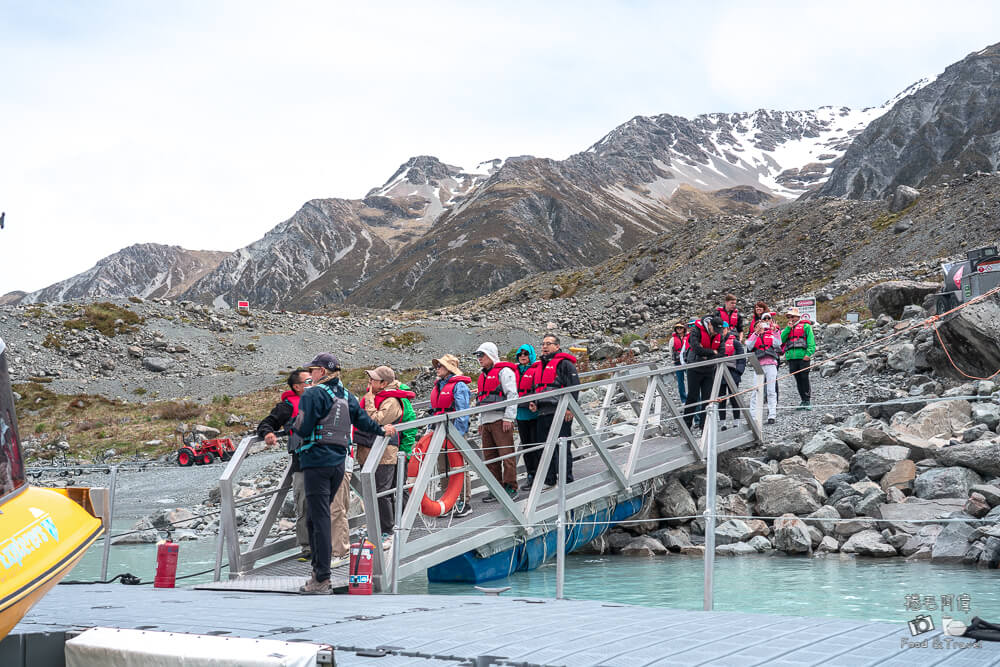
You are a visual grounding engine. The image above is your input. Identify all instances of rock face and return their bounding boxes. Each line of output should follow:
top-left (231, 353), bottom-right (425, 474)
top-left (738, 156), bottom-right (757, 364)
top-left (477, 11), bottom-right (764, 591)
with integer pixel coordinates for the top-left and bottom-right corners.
top-left (913, 467), bottom-right (984, 500)
top-left (773, 515), bottom-right (812, 554)
top-left (817, 42), bottom-right (1000, 199)
top-left (865, 281), bottom-right (940, 319)
top-left (20, 244), bottom-right (228, 304)
top-left (928, 300), bottom-right (1000, 381)
top-left (931, 515), bottom-right (978, 563)
top-left (841, 530), bottom-right (897, 557)
top-left (654, 477), bottom-right (697, 526)
top-left (934, 442), bottom-right (1000, 478)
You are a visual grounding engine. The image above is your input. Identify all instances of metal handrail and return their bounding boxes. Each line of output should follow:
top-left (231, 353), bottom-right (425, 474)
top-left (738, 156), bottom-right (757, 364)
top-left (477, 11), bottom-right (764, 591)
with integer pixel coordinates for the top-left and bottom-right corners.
top-left (370, 354), bottom-right (764, 591)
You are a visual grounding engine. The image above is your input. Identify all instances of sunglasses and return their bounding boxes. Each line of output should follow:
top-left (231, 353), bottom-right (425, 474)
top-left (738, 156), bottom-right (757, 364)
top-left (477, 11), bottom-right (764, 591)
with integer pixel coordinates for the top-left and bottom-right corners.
top-left (474, 352), bottom-right (485, 358)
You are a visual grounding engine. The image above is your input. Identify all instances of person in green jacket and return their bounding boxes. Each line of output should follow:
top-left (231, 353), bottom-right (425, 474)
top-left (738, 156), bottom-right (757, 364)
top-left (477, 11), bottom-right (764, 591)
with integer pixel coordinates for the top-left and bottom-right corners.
top-left (780, 307), bottom-right (816, 410)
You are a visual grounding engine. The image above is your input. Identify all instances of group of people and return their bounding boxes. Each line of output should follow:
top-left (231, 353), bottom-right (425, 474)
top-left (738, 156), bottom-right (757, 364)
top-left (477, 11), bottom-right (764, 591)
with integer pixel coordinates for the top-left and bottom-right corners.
top-left (257, 334), bottom-right (580, 594)
top-left (667, 294), bottom-right (817, 430)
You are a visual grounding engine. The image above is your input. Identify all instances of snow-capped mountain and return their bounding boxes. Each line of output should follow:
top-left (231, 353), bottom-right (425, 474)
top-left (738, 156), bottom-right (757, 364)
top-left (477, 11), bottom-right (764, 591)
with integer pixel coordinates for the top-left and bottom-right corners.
top-left (19, 244), bottom-right (227, 304)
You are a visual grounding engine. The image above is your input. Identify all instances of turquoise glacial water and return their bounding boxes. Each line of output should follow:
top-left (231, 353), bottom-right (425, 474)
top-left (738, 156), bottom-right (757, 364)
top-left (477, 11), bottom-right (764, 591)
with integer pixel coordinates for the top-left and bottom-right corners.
top-left (69, 533), bottom-right (1000, 627)
top-left (400, 553), bottom-right (1000, 625)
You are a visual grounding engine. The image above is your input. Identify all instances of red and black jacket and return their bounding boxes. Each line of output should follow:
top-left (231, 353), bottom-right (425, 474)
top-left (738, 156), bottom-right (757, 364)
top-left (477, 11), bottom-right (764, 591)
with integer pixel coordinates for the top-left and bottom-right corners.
top-left (476, 361), bottom-right (519, 405)
top-left (430, 375), bottom-right (472, 414)
top-left (354, 388), bottom-right (415, 448)
top-left (531, 352), bottom-right (579, 415)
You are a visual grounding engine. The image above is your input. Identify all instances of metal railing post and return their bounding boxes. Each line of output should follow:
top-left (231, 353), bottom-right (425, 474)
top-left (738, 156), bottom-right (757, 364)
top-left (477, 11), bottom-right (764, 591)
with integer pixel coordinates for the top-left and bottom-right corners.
top-left (703, 402), bottom-right (719, 611)
top-left (391, 451), bottom-right (406, 595)
top-left (99, 464), bottom-right (118, 581)
top-left (556, 436), bottom-right (567, 600)
top-left (213, 524), bottom-right (225, 582)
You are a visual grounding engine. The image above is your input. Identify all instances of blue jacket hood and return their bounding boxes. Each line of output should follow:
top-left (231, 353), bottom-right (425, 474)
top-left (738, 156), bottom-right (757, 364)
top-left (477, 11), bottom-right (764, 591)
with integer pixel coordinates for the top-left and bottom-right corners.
top-left (516, 344), bottom-right (537, 365)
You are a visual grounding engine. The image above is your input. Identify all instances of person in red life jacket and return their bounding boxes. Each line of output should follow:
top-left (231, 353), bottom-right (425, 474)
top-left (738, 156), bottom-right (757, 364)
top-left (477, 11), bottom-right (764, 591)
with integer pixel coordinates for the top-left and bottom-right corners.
top-left (746, 313), bottom-right (782, 424)
top-left (429, 353), bottom-right (473, 517)
top-left (358, 365), bottom-right (415, 550)
top-left (294, 353), bottom-right (395, 594)
top-left (684, 315), bottom-right (723, 432)
top-left (717, 294), bottom-right (744, 342)
top-left (748, 301), bottom-right (769, 334)
top-left (514, 344), bottom-right (540, 491)
top-left (257, 369), bottom-right (311, 556)
top-left (668, 322), bottom-right (689, 403)
top-left (780, 307), bottom-right (816, 410)
top-left (528, 334), bottom-right (579, 489)
top-left (717, 322), bottom-right (747, 431)
top-left (473, 342), bottom-right (521, 502)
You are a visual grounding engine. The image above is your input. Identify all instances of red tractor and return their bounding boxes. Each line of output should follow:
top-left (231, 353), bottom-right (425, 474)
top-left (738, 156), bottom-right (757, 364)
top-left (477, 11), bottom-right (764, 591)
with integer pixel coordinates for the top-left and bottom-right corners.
top-left (176, 433), bottom-right (235, 466)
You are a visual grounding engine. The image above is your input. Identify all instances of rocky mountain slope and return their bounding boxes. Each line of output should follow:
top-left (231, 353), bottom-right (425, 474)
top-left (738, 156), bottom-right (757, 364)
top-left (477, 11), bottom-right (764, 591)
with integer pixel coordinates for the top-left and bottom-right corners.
top-left (817, 42), bottom-right (1000, 199)
top-left (19, 244), bottom-right (227, 304)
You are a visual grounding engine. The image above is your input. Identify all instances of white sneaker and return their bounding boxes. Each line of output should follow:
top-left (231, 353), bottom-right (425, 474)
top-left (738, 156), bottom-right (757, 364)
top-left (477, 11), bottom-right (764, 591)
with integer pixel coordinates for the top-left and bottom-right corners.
top-left (381, 534), bottom-right (393, 551)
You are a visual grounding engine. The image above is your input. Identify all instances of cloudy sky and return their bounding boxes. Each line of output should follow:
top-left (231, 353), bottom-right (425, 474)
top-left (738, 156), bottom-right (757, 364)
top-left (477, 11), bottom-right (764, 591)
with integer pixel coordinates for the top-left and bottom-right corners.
top-left (1, 1), bottom-right (998, 295)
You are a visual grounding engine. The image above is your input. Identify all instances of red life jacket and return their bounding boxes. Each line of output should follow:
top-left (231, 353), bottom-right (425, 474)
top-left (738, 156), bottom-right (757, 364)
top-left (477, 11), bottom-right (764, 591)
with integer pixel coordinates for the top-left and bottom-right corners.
top-left (476, 361), bottom-right (519, 405)
top-left (355, 388), bottom-right (415, 447)
top-left (518, 362), bottom-right (540, 397)
top-left (671, 332), bottom-right (686, 362)
top-left (281, 389), bottom-right (301, 433)
top-left (717, 306), bottom-right (739, 328)
top-left (430, 375), bottom-right (472, 414)
top-left (534, 352), bottom-right (578, 393)
top-left (785, 321), bottom-right (810, 351)
top-left (694, 321), bottom-right (721, 351)
top-left (723, 335), bottom-right (736, 356)
top-left (754, 331), bottom-right (777, 350)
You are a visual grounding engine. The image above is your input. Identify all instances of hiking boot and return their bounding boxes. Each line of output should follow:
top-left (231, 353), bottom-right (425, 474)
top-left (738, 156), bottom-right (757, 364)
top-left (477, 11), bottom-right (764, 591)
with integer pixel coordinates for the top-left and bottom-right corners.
top-left (452, 499), bottom-right (472, 518)
top-left (519, 476), bottom-right (534, 491)
top-left (506, 486), bottom-right (519, 501)
top-left (482, 493), bottom-right (499, 503)
top-left (803, 401), bottom-right (812, 411)
top-left (767, 417), bottom-right (776, 425)
top-left (299, 576), bottom-right (331, 594)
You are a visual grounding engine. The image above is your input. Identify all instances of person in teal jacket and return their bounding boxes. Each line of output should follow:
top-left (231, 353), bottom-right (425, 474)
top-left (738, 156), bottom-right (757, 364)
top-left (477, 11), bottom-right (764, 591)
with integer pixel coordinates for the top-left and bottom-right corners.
top-left (514, 344), bottom-right (540, 490)
top-left (780, 307), bottom-right (816, 410)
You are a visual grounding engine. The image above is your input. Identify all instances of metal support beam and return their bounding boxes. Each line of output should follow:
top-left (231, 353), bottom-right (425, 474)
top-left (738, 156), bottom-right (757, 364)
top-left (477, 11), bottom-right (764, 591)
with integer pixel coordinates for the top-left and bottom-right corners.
top-left (703, 402), bottom-right (719, 611)
top-left (448, 429), bottom-right (527, 528)
top-left (625, 377), bottom-right (657, 479)
top-left (566, 397), bottom-right (628, 491)
top-left (523, 393), bottom-right (570, 527)
top-left (654, 377), bottom-right (702, 460)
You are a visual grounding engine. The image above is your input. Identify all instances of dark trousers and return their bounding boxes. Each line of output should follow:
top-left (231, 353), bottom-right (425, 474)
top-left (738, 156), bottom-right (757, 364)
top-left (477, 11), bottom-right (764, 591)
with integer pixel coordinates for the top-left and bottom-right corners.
top-left (304, 463), bottom-right (345, 583)
top-left (722, 371), bottom-right (743, 421)
top-left (518, 418), bottom-right (539, 479)
top-left (674, 369), bottom-right (687, 403)
top-left (374, 463), bottom-right (396, 536)
top-left (787, 358), bottom-right (812, 402)
top-left (684, 368), bottom-right (714, 429)
top-left (535, 413), bottom-right (574, 485)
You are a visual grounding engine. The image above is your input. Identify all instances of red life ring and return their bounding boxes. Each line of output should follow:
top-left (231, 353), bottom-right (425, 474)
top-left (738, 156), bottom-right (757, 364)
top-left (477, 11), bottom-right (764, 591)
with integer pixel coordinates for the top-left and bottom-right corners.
top-left (406, 432), bottom-right (466, 516)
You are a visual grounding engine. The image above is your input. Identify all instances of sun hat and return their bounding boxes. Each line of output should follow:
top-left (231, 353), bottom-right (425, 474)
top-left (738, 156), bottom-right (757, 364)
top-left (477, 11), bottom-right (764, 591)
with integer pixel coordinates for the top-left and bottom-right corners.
top-left (432, 353), bottom-right (461, 375)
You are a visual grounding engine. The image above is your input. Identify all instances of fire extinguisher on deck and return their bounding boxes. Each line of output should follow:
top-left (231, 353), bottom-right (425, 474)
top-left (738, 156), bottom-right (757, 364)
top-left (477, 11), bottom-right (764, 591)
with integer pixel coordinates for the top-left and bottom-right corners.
top-left (349, 537), bottom-right (376, 595)
top-left (154, 539), bottom-right (179, 588)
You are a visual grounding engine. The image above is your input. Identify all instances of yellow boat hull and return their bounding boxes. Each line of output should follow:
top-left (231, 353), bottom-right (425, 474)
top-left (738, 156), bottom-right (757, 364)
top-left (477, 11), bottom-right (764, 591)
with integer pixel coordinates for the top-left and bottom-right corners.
top-left (0, 486), bottom-right (103, 638)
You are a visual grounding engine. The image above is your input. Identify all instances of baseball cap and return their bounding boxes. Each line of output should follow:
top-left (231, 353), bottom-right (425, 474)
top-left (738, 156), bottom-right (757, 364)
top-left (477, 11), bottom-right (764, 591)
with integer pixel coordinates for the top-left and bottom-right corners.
top-left (365, 365), bottom-right (395, 382)
top-left (305, 352), bottom-right (340, 371)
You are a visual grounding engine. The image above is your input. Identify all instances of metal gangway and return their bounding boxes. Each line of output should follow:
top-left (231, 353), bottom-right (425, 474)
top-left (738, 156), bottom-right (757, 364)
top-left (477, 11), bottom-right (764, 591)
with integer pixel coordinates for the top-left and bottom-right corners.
top-left (204, 354), bottom-right (765, 593)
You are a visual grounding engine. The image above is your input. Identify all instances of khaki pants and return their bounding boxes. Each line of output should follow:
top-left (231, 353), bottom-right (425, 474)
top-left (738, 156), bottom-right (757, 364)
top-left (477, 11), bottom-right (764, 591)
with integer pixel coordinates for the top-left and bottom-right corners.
top-left (330, 468), bottom-right (352, 558)
top-left (479, 419), bottom-right (517, 490)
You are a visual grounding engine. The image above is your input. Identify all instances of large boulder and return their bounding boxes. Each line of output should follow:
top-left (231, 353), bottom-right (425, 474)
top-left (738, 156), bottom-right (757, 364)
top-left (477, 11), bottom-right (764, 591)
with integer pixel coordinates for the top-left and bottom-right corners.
top-left (930, 514), bottom-right (978, 563)
top-left (755, 475), bottom-right (825, 516)
top-left (874, 497), bottom-right (967, 533)
top-left (142, 356), bottom-right (175, 373)
top-left (970, 403), bottom-right (1000, 431)
top-left (804, 506), bottom-right (841, 536)
top-left (900, 525), bottom-right (944, 557)
top-left (889, 185), bottom-right (920, 213)
top-left (822, 323), bottom-right (857, 350)
top-left (886, 344), bottom-right (916, 373)
top-left (729, 457), bottom-right (773, 487)
top-left (913, 467), bottom-right (984, 500)
top-left (654, 477), bottom-right (696, 526)
top-left (715, 519), bottom-right (753, 545)
top-left (773, 514), bottom-right (812, 554)
top-left (893, 400), bottom-right (972, 440)
top-left (849, 446), bottom-right (909, 481)
top-left (866, 281), bottom-right (940, 319)
top-left (934, 441), bottom-right (1000, 478)
top-left (805, 453), bottom-right (849, 484)
top-left (621, 535), bottom-right (668, 556)
top-left (801, 431), bottom-right (854, 461)
top-left (881, 459), bottom-right (917, 493)
top-left (841, 530), bottom-right (897, 557)
top-left (927, 300), bottom-right (1000, 380)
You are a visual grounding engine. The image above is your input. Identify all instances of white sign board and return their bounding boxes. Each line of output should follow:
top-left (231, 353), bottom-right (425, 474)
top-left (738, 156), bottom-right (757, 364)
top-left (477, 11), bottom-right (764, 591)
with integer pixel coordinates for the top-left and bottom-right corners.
top-left (794, 295), bottom-right (817, 323)
top-left (845, 312), bottom-right (860, 323)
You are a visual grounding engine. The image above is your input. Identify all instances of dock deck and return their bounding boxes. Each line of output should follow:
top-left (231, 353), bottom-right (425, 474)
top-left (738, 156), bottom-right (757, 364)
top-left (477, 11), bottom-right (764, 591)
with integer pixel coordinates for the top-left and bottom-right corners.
top-left (9, 585), bottom-right (998, 666)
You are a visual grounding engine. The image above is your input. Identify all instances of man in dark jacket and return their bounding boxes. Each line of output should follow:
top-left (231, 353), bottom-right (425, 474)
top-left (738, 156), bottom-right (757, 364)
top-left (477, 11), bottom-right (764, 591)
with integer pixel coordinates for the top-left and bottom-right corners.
top-left (529, 334), bottom-right (579, 488)
top-left (295, 353), bottom-right (395, 594)
top-left (684, 315), bottom-right (722, 432)
top-left (257, 368), bottom-right (310, 554)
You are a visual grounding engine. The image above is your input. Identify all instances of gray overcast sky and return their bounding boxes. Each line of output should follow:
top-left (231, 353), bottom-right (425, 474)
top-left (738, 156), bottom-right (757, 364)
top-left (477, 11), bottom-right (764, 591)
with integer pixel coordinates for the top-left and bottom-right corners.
top-left (1, 1), bottom-right (998, 295)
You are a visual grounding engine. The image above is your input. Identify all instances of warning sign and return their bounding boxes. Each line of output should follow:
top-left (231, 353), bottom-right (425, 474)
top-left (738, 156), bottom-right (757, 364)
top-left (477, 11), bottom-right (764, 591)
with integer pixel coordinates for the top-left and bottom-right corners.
top-left (237, 301), bottom-right (250, 311)
top-left (976, 260), bottom-right (1000, 273)
top-left (794, 296), bottom-right (817, 323)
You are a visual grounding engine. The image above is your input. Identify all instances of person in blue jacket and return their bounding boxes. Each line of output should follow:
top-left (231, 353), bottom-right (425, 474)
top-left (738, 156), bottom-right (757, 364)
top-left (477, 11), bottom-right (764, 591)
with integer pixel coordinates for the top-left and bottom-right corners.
top-left (294, 352), bottom-right (395, 594)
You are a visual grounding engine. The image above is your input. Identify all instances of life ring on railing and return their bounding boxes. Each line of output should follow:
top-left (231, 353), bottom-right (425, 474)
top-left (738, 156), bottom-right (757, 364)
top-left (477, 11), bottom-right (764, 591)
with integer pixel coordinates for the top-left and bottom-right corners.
top-left (406, 432), bottom-right (466, 516)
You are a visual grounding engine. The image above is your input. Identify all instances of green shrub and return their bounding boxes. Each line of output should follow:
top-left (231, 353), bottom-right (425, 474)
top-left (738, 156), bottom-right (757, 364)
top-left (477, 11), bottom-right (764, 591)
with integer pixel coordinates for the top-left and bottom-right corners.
top-left (215, 364), bottom-right (236, 372)
top-left (128, 296), bottom-right (143, 304)
top-left (34, 423), bottom-right (46, 434)
top-left (62, 302), bottom-right (142, 337)
top-left (212, 395), bottom-right (232, 405)
top-left (245, 343), bottom-right (257, 352)
top-left (620, 333), bottom-right (642, 346)
top-left (382, 331), bottom-right (427, 349)
top-left (133, 387), bottom-right (147, 395)
top-left (42, 333), bottom-right (63, 349)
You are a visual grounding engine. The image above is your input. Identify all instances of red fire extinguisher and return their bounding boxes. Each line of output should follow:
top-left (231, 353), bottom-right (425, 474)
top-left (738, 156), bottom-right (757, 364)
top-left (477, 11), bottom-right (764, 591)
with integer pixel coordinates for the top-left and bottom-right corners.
top-left (154, 539), bottom-right (179, 588)
top-left (349, 538), bottom-right (376, 595)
